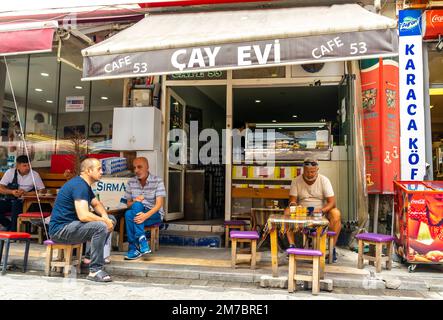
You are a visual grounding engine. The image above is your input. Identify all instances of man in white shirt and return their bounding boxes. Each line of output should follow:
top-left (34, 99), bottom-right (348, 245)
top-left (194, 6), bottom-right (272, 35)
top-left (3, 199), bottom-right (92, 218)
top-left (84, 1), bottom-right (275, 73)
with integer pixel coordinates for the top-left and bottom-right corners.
top-left (286, 157), bottom-right (341, 262)
top-left (0, 155), bottom-right (45, 231)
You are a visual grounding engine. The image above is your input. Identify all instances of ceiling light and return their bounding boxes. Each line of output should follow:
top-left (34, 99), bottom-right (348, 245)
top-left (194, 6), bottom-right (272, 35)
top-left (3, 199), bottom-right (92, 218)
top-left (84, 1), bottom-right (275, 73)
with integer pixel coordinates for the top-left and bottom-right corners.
top-left (272, 120), bottom-right (277, 123)
top-left (430, 105), bottom-right (434, 109)
top-left (292, 115), bottom-right (298, 118)
top-left (74, 86), bottom-right (83, 89)
top-left (46, 100), bottom-right (53, 104)
top-left (278, 128), bottom-right (282, 130)
top-left (100, 96), bottom-right (108, 100)
top-left (255, 99), bottom-right (261, 103)
top-left (40, 72), bottom-right (49, 77)
top-left (35, 88), bottom-right (43, 92)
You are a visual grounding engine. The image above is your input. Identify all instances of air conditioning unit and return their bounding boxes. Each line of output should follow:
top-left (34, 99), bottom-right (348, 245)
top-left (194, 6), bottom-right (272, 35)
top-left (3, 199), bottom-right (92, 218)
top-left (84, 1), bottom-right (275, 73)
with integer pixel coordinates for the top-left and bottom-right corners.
top-left (291, 62), bottom-right (345, 78)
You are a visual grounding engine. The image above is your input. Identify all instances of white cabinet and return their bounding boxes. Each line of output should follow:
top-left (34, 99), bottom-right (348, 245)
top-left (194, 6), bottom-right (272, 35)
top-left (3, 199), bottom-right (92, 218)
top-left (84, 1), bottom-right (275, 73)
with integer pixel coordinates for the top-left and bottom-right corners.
top-left (112, 107), bottom-right (162, 151)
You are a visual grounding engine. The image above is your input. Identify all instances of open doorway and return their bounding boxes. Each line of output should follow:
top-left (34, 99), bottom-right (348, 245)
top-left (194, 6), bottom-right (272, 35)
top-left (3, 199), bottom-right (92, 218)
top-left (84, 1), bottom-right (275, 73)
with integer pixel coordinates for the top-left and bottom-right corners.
top-left (165, 85), bottom-right (226, 223)
top-left (231, 84), bottom-right (354, 227)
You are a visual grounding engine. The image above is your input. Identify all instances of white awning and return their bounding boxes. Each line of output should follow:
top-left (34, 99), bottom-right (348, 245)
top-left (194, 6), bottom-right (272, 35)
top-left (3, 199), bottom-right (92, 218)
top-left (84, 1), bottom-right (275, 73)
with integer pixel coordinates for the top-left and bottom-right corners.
top-left (82, 4), bottom-right (398, 80)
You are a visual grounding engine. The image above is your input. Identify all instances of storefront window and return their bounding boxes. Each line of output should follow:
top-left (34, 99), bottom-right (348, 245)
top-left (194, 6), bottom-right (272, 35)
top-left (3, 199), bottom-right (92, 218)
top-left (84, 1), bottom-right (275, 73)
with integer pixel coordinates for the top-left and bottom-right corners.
top-left (1, 56), bottom-right (28, 171)
top-left (25, 54), bottom-right (59, 168)
top-left (88, 78), bottom-right (124, 153)
top-left (428, 45), bottom-right (443, 84)
top-left (232, 66), bottom-right (285, 79)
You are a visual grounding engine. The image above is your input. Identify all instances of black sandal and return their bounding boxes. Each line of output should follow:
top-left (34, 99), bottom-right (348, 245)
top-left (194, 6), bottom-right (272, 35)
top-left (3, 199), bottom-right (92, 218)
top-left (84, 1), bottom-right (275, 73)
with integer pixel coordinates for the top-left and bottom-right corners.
top-left (86, 270), bottom-right (112, 282)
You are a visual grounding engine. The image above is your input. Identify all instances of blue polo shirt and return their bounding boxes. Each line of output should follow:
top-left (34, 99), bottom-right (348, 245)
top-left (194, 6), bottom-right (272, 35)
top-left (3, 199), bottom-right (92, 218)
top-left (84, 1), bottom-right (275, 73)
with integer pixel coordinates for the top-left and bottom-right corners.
top-left (49, 176), bottom-right (96, 236)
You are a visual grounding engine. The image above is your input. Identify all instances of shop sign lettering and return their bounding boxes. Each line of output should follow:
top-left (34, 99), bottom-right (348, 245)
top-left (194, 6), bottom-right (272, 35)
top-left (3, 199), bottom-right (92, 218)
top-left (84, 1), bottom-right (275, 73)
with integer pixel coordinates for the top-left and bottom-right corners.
top-left (399, 10), bottom-right (426, 180)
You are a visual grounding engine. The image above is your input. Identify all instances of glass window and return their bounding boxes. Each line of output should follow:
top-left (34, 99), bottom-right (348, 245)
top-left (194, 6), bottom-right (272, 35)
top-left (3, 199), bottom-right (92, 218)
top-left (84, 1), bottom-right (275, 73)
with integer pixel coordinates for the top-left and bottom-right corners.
top-left (25, 54), bottom-right (59, 168)
top-left (56, 63), bottom-right (90, 158)
top-left (1, 55), bottom-right (28, 171)
top-left (233, 66), bottom-right (285, 79)
top-left (428, 44), bottom-right (443, 84)
top-left (88, 78), bottom-right (124, 154)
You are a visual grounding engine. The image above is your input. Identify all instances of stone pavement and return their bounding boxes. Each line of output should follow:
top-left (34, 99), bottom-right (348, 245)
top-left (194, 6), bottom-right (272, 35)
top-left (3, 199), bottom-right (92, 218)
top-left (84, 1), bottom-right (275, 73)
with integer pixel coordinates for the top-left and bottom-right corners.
top-left (3, 242), bottom-right (443, 293)
top-left (1, 272), bottom-right (442, 300)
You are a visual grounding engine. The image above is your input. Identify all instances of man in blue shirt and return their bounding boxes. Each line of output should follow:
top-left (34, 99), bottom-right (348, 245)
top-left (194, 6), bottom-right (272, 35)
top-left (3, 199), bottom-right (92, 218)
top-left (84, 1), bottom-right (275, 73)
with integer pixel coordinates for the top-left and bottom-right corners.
top-left (49, 158), bottom-right (116, 282)
top-left (124, 157), bottom-right (166, 260)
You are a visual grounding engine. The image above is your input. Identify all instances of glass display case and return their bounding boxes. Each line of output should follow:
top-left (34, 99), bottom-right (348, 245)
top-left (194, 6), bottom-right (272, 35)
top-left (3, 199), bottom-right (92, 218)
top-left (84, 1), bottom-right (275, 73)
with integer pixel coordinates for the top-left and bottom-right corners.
top-left (244, 122), bottom-right (332, 161)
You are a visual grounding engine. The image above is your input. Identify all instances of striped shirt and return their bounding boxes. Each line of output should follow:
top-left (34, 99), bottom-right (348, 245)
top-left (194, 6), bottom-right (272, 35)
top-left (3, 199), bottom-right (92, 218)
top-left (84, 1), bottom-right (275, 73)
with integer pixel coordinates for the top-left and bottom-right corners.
top-left (125, 173), bottom-right (166, 218)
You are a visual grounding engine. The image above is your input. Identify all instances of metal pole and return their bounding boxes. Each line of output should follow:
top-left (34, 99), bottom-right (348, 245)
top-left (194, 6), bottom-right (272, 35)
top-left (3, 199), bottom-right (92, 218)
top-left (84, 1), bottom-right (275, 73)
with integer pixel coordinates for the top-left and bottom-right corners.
top-left (373, 194), bottom-right (379, 233)
top-left (423, 43), bottom-right (433, 180)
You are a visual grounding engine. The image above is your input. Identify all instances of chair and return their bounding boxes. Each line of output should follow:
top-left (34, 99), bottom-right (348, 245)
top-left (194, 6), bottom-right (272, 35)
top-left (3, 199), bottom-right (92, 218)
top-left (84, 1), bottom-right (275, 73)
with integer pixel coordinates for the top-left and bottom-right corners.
top-left (230, 230), bottom-right (259, 269)
top-left (287, 248), bottom-right (322, 295)
top-left (355, 233), bottom-right (394, 273)
top-left (0, 231), bottom-right (31, 275)
top-left (44, 240), bottom-right (83, 277)
top-left (304, 230), bottom-right (337, 264)
top-left (17, 212), bottom-right (51, 244)
top-left (224, 220), bottom-right (247, 248)
top-left (144, 223), bottom-right (161, 252)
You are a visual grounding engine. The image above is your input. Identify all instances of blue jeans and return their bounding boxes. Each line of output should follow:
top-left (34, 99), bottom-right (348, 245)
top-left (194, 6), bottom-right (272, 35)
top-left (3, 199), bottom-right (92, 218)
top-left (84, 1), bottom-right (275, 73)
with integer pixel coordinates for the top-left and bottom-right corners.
top-left (125, 202), bottom-right (162, 251)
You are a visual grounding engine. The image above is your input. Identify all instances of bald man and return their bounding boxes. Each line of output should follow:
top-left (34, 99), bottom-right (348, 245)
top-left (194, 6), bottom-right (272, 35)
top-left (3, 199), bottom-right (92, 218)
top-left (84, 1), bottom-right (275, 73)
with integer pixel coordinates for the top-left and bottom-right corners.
top-left (124, 157), bottom-right (166, 260)
top-left (49, 158), bottom-right (116, 282)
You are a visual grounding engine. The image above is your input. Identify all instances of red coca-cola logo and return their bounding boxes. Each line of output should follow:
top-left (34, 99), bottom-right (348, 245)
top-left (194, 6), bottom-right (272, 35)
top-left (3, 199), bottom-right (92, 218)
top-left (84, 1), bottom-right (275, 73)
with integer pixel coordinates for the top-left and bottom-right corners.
top-left (431, 14), bottom-right (443, 23)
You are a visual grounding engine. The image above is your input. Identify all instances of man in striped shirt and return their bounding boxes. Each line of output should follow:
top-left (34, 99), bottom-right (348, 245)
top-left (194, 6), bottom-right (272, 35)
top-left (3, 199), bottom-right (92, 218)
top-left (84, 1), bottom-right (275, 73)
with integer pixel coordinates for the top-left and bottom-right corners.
top-left (124, 157), bottom-right (166, 260)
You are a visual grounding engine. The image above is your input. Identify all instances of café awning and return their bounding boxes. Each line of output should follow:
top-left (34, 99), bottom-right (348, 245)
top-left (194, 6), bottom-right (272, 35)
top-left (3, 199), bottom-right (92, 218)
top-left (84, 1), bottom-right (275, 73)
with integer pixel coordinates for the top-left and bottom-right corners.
top-left (0, 21), bottom-right (58, 56)
top-left (81, 4), bottom-right (398, 81)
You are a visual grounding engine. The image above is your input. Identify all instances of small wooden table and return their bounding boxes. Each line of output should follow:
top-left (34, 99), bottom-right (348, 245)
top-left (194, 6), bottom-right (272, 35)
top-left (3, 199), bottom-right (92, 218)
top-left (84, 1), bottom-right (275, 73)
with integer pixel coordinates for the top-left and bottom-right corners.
top-left (107, 206), bottom-right (127, 252)
top-left (22, 194), bottom-right (57, 213)
top-left (266, 214), bottom-right (329, 278)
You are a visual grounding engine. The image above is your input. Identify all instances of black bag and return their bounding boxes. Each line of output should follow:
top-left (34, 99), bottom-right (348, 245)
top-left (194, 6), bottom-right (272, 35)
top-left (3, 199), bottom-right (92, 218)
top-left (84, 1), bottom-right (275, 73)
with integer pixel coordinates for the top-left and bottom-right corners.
top-left (0, 169), bottom-right (19, 201)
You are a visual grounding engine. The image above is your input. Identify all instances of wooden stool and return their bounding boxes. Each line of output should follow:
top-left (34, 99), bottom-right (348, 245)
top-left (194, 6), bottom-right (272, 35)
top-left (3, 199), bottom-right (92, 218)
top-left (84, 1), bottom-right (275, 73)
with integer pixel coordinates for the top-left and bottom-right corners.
top-left (355, 233), bottom-right (394, 273)
top-left (144, 223), bottom-right (161, 252)
top-left (44, 240), bottom-right (83, 277)
top-left (17, 212), bottom-right (51, 244)
top-left (224, 220), bottom-right (246, 248)
top-left (287, 248), bottom-right (323, 295)
top-left (0, 232), bottom-right (31, 275)
top-left (304, 230), bottom-right (337, 264)
top-left (230, 231), bottom-right (259, 269)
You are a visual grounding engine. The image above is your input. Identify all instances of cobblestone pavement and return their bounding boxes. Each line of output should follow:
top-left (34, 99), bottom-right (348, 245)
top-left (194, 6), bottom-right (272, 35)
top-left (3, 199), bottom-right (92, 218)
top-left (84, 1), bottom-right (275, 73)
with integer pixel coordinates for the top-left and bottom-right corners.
top-left (0, 270), bottom-right (442, 300)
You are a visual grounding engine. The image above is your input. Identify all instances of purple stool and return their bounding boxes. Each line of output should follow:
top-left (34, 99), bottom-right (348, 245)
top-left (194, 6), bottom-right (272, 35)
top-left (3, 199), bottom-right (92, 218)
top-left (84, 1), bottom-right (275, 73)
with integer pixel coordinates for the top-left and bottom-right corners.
top-left (286, 247), bottom-right (323, 295)
top-left (355, 233), bottom-right (395, 273)
top-left (144, 223), bottom-right (162, 252)
top-left (44, 240), bottom-right (83, 277)
top-left (230, 231), bottom-right (259, 269)
top-left (304, 230), bottom-right (337, 264)
top-left (224, 220), bottom-right (247, 248)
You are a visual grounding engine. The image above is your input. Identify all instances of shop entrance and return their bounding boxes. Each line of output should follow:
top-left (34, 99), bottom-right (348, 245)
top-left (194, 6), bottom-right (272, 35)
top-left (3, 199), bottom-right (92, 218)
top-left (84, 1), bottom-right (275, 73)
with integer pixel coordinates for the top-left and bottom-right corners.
top-left (231, 82), bottom-right (357, 226)
top-left (164, 85), bottom-right (227, 223)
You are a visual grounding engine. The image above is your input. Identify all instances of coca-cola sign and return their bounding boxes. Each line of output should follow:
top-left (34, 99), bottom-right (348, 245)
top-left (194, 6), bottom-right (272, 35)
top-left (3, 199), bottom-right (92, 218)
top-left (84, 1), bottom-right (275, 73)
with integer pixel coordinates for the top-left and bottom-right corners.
top-left (424, 10), bottom-right (443, 39)
top-left (431, 14), bottom-right (443, 23)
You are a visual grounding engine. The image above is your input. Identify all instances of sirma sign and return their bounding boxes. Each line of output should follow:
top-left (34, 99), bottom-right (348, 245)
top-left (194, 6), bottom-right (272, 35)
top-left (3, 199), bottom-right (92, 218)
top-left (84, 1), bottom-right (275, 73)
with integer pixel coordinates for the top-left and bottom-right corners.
top-left (399, 10), bottom-right (426, 180)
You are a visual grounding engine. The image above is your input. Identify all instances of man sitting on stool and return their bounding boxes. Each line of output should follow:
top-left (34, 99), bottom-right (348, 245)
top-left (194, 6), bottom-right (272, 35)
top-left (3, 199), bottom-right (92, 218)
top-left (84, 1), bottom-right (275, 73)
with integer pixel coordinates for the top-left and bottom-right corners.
top-left (0, 155), bottom-right (45, 231)
top-left (285, 157), bottom-right (341, 262)
top-left (124, 157), bottom-right (166, 260)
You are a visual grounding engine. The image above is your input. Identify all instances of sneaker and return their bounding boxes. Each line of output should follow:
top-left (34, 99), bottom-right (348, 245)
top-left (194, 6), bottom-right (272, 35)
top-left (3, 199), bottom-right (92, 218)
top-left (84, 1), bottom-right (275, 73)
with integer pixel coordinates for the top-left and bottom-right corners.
top-left (138, 235), bottom-right (151, 255)
top-left (332, 248), bottom-right (338, 263)
top-left (124, 249), bottom-right (142, 260)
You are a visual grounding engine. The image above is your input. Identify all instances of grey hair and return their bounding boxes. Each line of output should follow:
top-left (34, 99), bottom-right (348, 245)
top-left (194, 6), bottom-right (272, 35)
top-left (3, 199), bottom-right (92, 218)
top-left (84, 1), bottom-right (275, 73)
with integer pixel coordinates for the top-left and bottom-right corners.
top-left (80, 158), bottom-right (100, 173)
